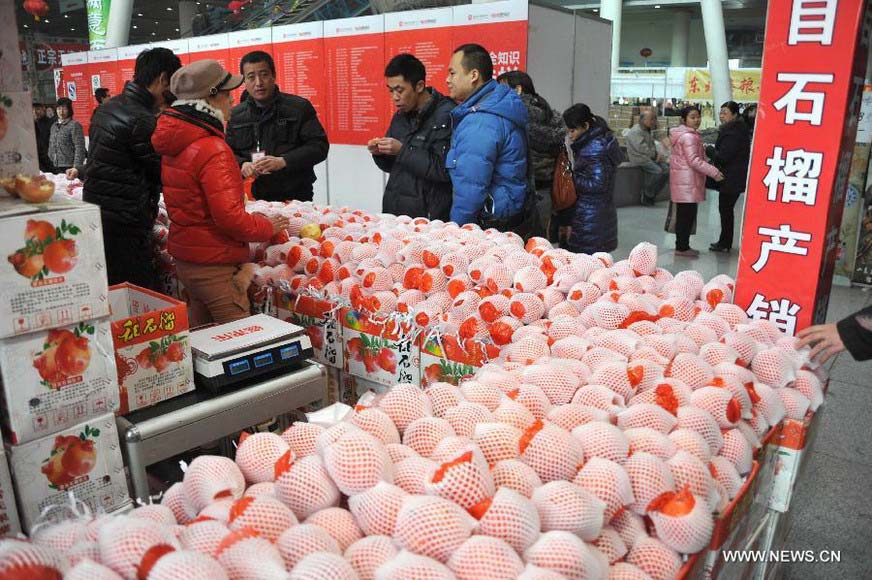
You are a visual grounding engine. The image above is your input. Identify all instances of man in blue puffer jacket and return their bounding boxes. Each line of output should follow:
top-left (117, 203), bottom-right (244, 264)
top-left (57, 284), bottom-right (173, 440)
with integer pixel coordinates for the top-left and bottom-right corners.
top-left (446, 44), bottom-right (529, 229)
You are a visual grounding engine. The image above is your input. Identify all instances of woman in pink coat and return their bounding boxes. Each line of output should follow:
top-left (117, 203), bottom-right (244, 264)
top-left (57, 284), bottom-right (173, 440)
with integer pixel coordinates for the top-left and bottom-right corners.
top-left (669, 105), bottom-right (724, 257)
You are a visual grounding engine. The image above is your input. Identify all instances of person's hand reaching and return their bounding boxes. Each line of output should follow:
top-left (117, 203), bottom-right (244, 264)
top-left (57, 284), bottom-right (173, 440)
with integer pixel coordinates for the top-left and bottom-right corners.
top-left (795, 323), bottom-right (846, 364)
top-left (267, 214), bottom-right (290, 234)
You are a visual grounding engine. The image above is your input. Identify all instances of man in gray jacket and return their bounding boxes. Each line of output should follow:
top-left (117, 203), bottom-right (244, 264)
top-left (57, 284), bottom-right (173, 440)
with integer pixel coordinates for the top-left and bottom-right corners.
top-left (626, 110), bottom-right (668, 205)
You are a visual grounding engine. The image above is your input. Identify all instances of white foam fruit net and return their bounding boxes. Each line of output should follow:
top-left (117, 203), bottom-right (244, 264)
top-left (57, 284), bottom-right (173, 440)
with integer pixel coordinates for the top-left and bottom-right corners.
top-left (474, 487), bottom-right (542, 555)
top-left (179, 519), bottom-right (230, 558)
top-left (322, 430), bottom-right (394, 496)
top-left (666, 353), bottom-right (714, 389)
top-left (289, 552), bottom-right (358, 580)
top-left (227, 495), bottom-right (297, 543)
top-left (493, 399), bottom-right (537, 431)
top-left (403, 417), bottom-right (457, 458)
top-left (349, 482), bottom-right (409, 537)
top-left (510, 293), bottom-right (547, 324)
top-left (571, 422), bottom-right (629, 464)
top-left (378, 384), bottom-right (434, 434)
top-left (182, 456), bottom-right (246, 511)
top-left (520, 421), bottom-right (584, 483)
top-left (531, 480), bottom-right (607, 541)
top-left (573, 457), bottom-right (636, 522)
top-left (147, 550), bottom-right (227, 580)
top-left (624, 452), bottom-right (677, 516)
top-left (217, 530), bottom-right (287, 580)
top-left (629, 242), bottom-right (658, 276)
top-left (345, 536), bottom-right (399, 580)
top-left (508, 384), bottom-right (553, 422)
top-left (624, 427), bottom-right (677, 461)
top-left (386, 443), bottom-right (419, 465)
top-left (65, 559), bottom-right (120, 580)
top-left (375, 550), bottom-right (455, 580)
top-left (129, 505), bottom-right (177, 527)
top-left (546, 404), bottom-right (610, 432)
top-left (444, 402), bottom-right (496, 438)
top-left (690, 387), bottom-right (742, 429)
top-left (0, 540), bottom-right (68, 579)
top-left (611, 510), bottom-right (648, 551)
top-left (521, 364), bottom-right (582, 406)
top-left (719, 428), bottom-right (754, 476)
top-left (647, 486), bottom-right (715, 554)
top-left (793, 370), bottom-right (825, 412)
top-left (472, 422), bottom-right (522, 465)
top-left (460, 380), bottom-right (504, 411)
top-left (32, 519), bottom-right (88, 552)
top-left (393, 495), bottom-right (476, 563)
top-left (489, 459), bottom-right (544, 499)
top-left (710, 456), bottom-right (743, 501)
top-left (274, 454), bottom-right (341, 520)
top-left (276, 523), bottom-right (341, 570)
top-left (676, 406), bottom-right (725, 456)
top-left (617, 403), bottom-right (678, 434)
top-left (590, 362), bottom-right (635, 401)
top-left (610, 562), bottom-right (658, 580)
top-left (424, 446), bottom-right (495, 510)
top-left (523, 531), bottom-right (609, 580)
top-left (517, 563), bottom-right (570, 580)
top-left (626, 537), bottom-right (683, 580)
top-left (281, 422), bottom-right (325, 459)
top-left (592, 526), bottom-right (628, 564)
top-left (504, 336), bottom-right (551, 365)
top-left (549, 336), bottom-right (590, 360)
top-left (98, 517), bottom-right (180, 580)
top-left (668, 429), bottom-right (713, 464)
top-left (753, 382), bottom-right (788, 427)
top-left (198, 499), bottom-right (233, 522)
top-left (351, 408), bottom-right (402, 446)
top-left (778, 388), bottom-right (812, 420)
top-left (305, 507), bottom-right (364, 552)
top-left (571, 385), bottom-right (625, 414)
top-left (393, 456), bottom-right (439, 495)
top-left (424, 383), bottom-right (465, 418)
top-left (447, 536), bottom-right (525, 580)
top-left (667, 451), bottom-right (718, 508)
top-left (65, 541), bottom-right (102, 567)
top-left (751, 347), bottom-right (797, 389)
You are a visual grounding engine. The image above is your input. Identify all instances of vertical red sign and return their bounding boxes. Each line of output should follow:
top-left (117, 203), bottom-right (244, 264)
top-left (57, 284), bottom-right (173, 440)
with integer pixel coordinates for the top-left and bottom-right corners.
top-left (188, 33), bottom-right (231, 72)
top-left (383, 8), bottom-right (453, 131)
top-left (451, 0), bottom-right (528, 79)
top-left (324, 15), bottom-right (386, 145)
top-left (59, 51), bottom-right (91, 134)
top-left (117, 44), bottom-right (151, 86)
top-left (151, 39), bottom-right (191, 67)
top-left (734, 0), bottom-right (871, 335)
top-left (272, 21), bottom-right (327, 122)
top-left (228, 28), bottom-right (273, 102)
top-left (88, 48), bottom-right (120, 113)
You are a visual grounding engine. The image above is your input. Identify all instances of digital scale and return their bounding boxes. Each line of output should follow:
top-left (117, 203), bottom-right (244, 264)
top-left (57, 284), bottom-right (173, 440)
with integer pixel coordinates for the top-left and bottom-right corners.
top-left (190, 314), bottom-right (313, 393)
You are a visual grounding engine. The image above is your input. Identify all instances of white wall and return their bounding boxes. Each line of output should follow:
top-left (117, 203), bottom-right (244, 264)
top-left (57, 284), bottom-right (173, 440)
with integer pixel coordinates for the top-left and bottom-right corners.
top-left (527, 3), bottom-right (575, 112)
top-left (618, 14), bottom-right (708, 67)
top-left (573, 13), bottom-right (612, 118)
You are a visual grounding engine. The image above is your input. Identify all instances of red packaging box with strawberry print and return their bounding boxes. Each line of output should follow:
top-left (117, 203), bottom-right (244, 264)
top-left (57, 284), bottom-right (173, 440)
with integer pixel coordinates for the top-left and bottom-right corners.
top-left (277, 293), bottom-right (343, 369)
top-left (340, 309), bottom-right (420, 388)
top-left (6, 413), bottom-right (128, 533)
top-left (419, 334), bottom-right (501, 387)
top-left (0, 198), bottom-right (110, 339)
top-left (0, 445), bottom-right (21, 538)
top-left (0, 317), bottom-right (119, 445)
top-left (109, 283), bottom-right (193, 415)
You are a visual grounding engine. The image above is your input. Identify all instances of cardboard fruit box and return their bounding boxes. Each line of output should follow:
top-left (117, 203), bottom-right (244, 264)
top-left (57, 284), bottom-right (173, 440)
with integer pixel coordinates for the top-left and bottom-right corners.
top-left (341, 308), bottom-right (419, 387)
top-left (419, 334), bottom-right (501, 387)
top-left (0, 317), bottom-right (119, 445)
top-left (277, 292), bottom-right (343, 369)
top-left (0, 445), bottom-right (21, 537)
top-left (109, 284), bottom-right (194, 415)
top-left (0, 197), bottom-right (109, 339)
top-left (7, 413), bottom-right (128, 533)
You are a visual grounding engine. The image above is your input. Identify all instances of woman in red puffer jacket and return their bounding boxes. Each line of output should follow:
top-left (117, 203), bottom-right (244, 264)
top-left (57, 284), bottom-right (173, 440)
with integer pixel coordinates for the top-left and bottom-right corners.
top-left (152, 60), bottom-right (288, 326)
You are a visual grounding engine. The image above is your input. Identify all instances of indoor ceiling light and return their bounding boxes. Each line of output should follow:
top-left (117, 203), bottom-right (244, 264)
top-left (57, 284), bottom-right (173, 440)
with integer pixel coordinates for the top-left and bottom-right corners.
top-left (175, 28), bottom-right (179, 31)
top-left (64, 14), bottom-right (68, 18)
top-left (655, 4), bottom-right (661, 7)
top-left (137, 12), bottom-right (143, 16)
top-left (23, 24), bottom-right (28, 28)
top-left (133, 25), bottom-right (138, 29)
top-left (151, 32), bottom-right (156, 36)
top-left (44, 19), bottom-right (49, 23)
top-left (167, 6), bottom-right (173, 10)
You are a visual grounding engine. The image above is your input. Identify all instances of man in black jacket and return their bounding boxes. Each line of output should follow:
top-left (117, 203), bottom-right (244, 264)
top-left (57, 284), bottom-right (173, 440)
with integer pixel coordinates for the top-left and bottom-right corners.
top-left (226, 51), bottom-right (329, 202)
top-left (369, 54), bottom-right (454, 221)
top-left (82, 48), bottom-right (182, 288)
top-left (33, 103), bottom-right (54, 172)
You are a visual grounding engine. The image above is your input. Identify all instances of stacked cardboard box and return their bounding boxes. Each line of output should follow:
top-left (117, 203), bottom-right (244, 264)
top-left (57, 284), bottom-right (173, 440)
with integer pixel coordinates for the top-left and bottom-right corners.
top-left (0, 197), bottom-right (130, 532)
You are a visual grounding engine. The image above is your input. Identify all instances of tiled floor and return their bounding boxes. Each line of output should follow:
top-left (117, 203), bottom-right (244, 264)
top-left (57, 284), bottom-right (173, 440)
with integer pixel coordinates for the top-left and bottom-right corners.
top-left (614, 196), bottom-right (872, 579)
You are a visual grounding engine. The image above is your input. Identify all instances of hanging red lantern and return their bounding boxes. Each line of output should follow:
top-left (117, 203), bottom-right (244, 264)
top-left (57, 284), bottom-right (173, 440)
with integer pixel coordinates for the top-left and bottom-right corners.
top-left (23, 0), bottom-right (50, 21)
top-left (227, 0), bottom-right (249, 14)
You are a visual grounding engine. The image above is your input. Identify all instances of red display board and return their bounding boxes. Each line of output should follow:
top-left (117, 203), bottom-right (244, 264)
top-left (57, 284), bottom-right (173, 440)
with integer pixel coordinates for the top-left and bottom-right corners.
top-left (151, 39), bottom-right (191, 67)
top-left (20, 41), bottom-right (88, 72)
top-left (187, 33), bottom-right (230, 72)
top-left (272, 21), bottom-right (327, 122)
top-left (228, 28), bottom-right (273, 103)
top-left (383, 7), bottom-right (453, 131)
top-left (59, 51), bottom-right (91, 135)
top-left (734, 0), bottom-right (871, 335)
top-left (88, 48), bottom-right (120, 116)
top-left (117, 44), bottom-right (151, 86)
top-left (324, 15), bottom-right (386, 145)
top-left (451, 0), bottom-right (528, 79)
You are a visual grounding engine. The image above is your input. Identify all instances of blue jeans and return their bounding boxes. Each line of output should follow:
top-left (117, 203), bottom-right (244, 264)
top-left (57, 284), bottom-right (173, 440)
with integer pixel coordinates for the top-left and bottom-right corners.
top-left (638, 160), bottom-right (670, 202)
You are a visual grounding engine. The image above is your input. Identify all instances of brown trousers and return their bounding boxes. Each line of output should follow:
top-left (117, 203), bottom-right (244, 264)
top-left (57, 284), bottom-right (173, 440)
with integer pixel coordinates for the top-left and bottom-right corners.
top-left (174, 261), bottom-right (251, 328)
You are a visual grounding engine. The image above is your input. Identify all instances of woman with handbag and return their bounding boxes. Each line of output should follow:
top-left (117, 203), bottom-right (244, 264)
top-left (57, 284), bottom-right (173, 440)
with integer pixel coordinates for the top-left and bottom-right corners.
top-left (668, 105), bottom-right (724, 257)
top-left (705, 101), bottom-right (751, 253)
top-left (562, 103), bottom-right (624, 255)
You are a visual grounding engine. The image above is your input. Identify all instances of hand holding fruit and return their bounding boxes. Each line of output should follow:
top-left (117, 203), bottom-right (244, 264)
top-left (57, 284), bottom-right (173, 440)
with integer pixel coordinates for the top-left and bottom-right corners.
top-left (377, 138), bottom-right (403, 156)
top-left (367, 138), bottom-right (381, 155)
top-left (253, 155), bottom-right (286, 175)
top-left (241, 162), bottom-right (257, 179)
top-left (268, 214), bottom-right (290, 235)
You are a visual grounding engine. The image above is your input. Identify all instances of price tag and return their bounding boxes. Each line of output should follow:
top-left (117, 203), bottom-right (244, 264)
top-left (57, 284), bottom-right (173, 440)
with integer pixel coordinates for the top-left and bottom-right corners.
top-left (251, 150), bottom-right (266, 163)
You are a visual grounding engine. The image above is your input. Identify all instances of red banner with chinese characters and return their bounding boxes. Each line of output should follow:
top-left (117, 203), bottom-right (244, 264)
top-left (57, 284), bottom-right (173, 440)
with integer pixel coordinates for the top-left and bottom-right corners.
top-left (451, 0), bottom-right (528, 79)
top-left (272, 22), bottom-right (327, 123)
top-left (734, 0), bottom-right (871, 335)
top-left (383, 7), bottom-right (453, 131)
top-left (187, 33), bottom-right (231, 73)
top-left (324, 15), bottom-right (386, 146)
top-left (87, 48), bottom-right (120, 113)
top-left (20, 41), bottom-right (88, 72)
top-left (228, 28), bottom-right (273, 103)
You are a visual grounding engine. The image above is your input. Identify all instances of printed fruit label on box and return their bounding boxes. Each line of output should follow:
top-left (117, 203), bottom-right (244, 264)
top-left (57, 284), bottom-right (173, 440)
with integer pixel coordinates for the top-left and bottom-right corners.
top-left (419, 334), bottom-right (499, 386)
top-left (0, 449), bottom-right (21, 537)
top-left (0, 318), bottom-right (119, 445)
top-left (339, 371), bottom-right (390, 406)
top-left (0, 201), bottom-right (109, 338)
top-left (341, 309), bottom-right (419, 387)
top-left (109, 284), bottom-right (193, 415)
top-left (8, 413), bottom-right (128, 533)
top-left (277, 293), bottom-right (343, 369)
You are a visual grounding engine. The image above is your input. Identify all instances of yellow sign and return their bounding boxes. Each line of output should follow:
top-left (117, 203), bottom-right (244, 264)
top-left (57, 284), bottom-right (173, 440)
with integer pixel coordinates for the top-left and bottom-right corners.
top-left (685, 69), bottom-right (761, 102)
